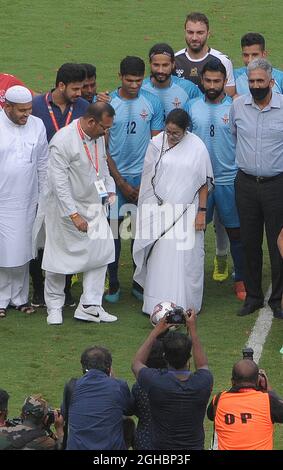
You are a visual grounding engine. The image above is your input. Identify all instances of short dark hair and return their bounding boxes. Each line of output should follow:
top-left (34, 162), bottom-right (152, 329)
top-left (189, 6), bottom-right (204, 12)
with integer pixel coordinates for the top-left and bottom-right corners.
top-left (149, 43), bottom-right (175, 62)
top-left (0, 389), bottom-right (9, 411)
top-left (146, 339), bottom-right (167, 369)
top-left (84, 101), bottom-right (115, 121)
top-left (162, 331), bottom-right (192, 369)
top-left (241, 32), bottom-right (265, 50)
top-left (232, 359), bottom-right (259, 386)
top-left (81, 63), bottom-right (97, 79)
top-left (81, 346), bottom-right (112, 374)
top-left (165, 108), bottom-right (191, 131)
top-left (185, 12), bottom-right (209, 30)
top-left (55, 63), bottom-right (86, 87)
top-left (120, 56), bottom-right (145, 77)
top-left (201, 58), bottom-right (227, 79)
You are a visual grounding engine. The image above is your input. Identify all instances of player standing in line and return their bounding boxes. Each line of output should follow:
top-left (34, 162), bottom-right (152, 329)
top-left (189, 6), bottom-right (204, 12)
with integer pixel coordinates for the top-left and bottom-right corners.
top-left (175, 12), bottom-right (236, 282)
top-left (187, 59), bottom-right (246, 301)
top-left (104, 56), bottom-right (164, 303)
top-left (142, 43), bottom-right (201, 118)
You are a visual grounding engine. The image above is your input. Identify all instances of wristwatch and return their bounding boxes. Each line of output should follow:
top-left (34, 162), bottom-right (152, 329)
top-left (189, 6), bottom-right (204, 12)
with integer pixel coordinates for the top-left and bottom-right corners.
top-left (198, 207), bottom-right (207, 212)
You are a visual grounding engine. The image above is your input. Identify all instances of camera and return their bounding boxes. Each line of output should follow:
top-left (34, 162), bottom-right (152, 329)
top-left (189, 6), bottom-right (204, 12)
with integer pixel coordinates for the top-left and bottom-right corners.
top-left (166, 307), bottom-right (186, 325)
top-left (46, 409), bottom-right (60, 427)
top-left (242, 347), bottom-right (254, 360)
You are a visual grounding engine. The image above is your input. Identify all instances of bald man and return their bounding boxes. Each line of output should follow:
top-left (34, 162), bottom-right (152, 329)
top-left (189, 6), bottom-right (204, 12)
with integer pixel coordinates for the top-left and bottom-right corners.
top-left (207, 359), bottom-right (283, 450)
top-left (0, 86), bottom-right (48, 318)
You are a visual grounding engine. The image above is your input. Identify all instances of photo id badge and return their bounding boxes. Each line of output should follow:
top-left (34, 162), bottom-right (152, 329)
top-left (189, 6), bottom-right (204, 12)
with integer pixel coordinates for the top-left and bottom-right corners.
top-left (95, 179), bottom-right (108, 198)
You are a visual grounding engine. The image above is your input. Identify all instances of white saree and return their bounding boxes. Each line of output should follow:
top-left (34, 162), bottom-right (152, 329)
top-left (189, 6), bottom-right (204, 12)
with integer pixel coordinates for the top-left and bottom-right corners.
top-left (133, 131), bottom-right (213, 314)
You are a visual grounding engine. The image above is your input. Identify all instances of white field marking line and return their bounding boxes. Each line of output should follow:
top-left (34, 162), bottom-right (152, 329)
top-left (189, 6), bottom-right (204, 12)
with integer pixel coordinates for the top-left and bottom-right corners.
top-left (245, 285), bottom-right (273, 364)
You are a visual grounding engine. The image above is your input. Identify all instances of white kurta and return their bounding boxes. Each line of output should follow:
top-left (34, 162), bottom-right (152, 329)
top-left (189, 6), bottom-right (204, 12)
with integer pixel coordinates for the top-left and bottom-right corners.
top-left (133, 131), bottom-right (213, 314)
top-left (0, 111), bottom-right (48, 267)
top-left (38, 119), bottom-right (115, 274)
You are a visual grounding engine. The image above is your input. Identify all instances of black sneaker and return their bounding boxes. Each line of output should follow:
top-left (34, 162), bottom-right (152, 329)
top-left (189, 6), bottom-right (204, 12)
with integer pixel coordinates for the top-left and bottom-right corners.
top-left (64, 291), bottom-right (76, 307)
top-left (272, 307), bottom-right (283, 319)
top-left (31, 290), bottom-right (46, 308)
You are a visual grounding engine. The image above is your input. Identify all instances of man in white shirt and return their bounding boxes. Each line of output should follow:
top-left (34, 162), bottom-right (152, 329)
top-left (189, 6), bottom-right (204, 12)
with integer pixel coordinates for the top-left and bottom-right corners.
top-left (36, 101), bottom-right (118, 325)
top-left (0, 86), bottom-right (48, 318)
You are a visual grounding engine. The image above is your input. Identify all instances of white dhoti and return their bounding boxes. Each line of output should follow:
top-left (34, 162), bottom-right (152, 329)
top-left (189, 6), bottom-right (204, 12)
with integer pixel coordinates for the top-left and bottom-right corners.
top-left (0, 264), bottom-right (29, 308)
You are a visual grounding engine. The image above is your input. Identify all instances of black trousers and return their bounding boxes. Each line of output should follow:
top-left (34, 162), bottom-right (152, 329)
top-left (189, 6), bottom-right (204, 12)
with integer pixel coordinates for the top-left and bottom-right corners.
top-left (235, 170), bottom-right (283, 309)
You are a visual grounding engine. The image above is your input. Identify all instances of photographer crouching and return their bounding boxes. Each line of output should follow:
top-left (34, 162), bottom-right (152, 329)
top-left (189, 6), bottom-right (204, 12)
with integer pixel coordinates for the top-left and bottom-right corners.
top-left (207, 358), bottom-right (283, 450)
top-left (0, 394), bottom-right (64, 450)
top-left (132, 308), bottom-right (213, 450)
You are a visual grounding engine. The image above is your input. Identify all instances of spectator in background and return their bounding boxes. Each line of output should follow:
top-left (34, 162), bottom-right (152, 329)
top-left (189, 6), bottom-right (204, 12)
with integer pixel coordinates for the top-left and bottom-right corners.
top-left (0, 390), bottom-right (10, 427)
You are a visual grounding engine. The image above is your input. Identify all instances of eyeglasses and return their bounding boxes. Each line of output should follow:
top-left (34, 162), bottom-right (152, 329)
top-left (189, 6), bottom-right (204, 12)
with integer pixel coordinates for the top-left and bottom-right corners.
top-left (165, 128), bottom-right (184, 139)
top-left (98, 122), bottom-right (110, 132)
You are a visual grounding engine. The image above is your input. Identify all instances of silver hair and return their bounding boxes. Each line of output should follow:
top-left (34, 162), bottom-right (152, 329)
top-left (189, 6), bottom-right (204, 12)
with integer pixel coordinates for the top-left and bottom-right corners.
top-left (247, 58), bottom-right (273, 79)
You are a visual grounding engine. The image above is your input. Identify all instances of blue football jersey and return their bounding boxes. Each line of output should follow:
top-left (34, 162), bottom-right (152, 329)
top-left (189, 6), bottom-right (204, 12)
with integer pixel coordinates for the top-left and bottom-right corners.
top-left (142, 75), bottom-right (201, 119)
top-left (108, 88), bottom-right (163, 176)
top-left (234, 66), bottom-right (283, 95)
top-left (187, 95), bottom-right (237, 185)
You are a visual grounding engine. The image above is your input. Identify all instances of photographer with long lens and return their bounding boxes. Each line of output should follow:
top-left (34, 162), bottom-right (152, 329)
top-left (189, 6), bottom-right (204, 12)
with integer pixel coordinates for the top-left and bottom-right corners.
top-left (0, 394), bottom-right (64, 450)
top-left (207, 356), bottom-right (283, 450)
top-left (132, 308), bottom-right (213, 450)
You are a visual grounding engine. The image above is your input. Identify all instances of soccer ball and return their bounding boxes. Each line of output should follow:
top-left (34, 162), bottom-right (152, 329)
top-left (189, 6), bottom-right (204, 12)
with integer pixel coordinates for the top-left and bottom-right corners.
top-left (150, 301), bottom-right (177, 327)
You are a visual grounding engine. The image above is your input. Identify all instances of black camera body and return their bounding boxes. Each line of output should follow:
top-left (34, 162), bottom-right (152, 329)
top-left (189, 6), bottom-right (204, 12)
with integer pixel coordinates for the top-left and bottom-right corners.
top-left (46, 409), bottom-right (60, 427)
top-left (166, 307), bottom-right (186, 325)
top-left (242, 347), bottom-right (254, 360)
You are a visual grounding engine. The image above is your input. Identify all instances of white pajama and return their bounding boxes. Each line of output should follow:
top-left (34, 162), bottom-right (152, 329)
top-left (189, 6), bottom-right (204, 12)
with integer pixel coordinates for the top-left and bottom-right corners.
top-left (45, 266), bottom-right (107, 311)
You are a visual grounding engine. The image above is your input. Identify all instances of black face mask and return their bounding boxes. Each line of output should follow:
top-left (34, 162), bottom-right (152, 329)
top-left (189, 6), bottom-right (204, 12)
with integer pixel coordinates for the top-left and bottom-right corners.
top-left (249, 86), bottom-right (270, 101)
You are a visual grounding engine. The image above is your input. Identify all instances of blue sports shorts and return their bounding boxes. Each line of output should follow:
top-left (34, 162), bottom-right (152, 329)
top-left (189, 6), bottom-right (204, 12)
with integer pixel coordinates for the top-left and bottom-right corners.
top-left (207, 184), bottom-right (240, 228)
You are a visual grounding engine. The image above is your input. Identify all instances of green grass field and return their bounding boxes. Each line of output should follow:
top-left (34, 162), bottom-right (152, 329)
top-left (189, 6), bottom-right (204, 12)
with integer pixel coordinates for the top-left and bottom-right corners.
top-left (0, 0), bottom-right (283, 449)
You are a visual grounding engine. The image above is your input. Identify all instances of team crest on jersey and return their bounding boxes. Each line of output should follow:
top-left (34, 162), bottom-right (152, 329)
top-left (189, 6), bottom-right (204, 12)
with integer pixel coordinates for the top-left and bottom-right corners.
top-left (175, 69), bottom-right (184, 78)
top-left (140, 109), bottom-right (149, 120)
top-left (222, 114), bottom-right (229, 124)
top-left (172, 97), bottom-right (181, 108)
top-left (190, 67), bottom-right (198, 77)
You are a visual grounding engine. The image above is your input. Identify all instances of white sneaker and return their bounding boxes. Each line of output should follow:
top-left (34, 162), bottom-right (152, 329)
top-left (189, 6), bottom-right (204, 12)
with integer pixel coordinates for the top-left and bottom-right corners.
top-left (74, 304), bottom-right (117, 323)
top-left (47, 309), bottom-right (63, 325)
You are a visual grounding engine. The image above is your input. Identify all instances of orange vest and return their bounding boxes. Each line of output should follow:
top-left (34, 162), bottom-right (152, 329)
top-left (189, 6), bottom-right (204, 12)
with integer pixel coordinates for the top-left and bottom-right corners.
top-left (214, 389), bottom-right (274, 450)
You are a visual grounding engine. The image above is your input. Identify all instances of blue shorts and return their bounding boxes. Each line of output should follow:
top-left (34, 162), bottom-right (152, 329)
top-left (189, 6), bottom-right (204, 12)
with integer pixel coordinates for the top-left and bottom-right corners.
top-left (109, 174), bottom-right (141, 220)
top-left (207, 184), bottom-right (240, 228)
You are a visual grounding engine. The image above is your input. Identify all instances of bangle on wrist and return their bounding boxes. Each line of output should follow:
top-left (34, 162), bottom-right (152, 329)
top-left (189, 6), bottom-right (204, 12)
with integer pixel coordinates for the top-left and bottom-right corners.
top-left (198, 207), bottom-right (207, 212)
top-left (70, 212), bottom-right (79, 220)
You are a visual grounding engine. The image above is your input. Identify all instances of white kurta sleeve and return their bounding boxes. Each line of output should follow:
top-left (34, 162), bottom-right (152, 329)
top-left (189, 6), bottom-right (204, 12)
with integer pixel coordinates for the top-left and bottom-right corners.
top-left (36, 123), bottom-right (49, 194)
top-left (49, 142), bottom-right (77, 217)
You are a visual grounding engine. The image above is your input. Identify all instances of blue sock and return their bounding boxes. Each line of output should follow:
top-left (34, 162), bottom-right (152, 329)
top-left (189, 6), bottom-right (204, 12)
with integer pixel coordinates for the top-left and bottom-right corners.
top-left (229, 239), bottom-right (244, 282)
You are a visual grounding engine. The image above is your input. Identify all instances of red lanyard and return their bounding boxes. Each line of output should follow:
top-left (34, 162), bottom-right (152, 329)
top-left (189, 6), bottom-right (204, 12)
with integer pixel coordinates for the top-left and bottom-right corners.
top-left (45, 93), bottom-right (73, 132)
top-left (77, 120), bottom-right (99, 176)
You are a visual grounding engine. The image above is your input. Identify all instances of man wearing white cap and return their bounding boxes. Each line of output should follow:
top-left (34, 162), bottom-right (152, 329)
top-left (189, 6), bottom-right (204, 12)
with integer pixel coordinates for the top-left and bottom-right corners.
top-left (0, 85), bottom-right (49, 318)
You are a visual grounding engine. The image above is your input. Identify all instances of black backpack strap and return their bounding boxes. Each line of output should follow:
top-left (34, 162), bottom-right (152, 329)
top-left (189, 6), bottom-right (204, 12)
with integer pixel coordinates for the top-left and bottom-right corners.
top-left (62, 378), bottom-right (77, 450)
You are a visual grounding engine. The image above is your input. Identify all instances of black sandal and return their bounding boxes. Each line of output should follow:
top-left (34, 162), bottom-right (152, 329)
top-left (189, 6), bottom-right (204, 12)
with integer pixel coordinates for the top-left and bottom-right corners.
top-left (15, 304), bottom-right (36, 314)
top-left (0, 308), bottom-right (7, 318)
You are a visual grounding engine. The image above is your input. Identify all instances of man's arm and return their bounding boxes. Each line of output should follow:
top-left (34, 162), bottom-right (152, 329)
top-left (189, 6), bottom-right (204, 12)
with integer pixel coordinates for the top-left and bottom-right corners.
top-left (131, 316), bottom-right (171, 378)
top-left (185, 309), bottom-right (209, 369)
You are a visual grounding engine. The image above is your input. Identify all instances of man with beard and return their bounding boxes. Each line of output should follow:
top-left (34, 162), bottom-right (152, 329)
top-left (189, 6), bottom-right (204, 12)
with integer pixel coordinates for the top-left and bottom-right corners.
top-left (234, 33), bottom-right (283, 95)
top-left (0, 86), bottom-right (48, 318)
top-left (230, 58), bottom-right (283, 318)
top-left (142, 43), bottom-right (201, 119)
top-left (31, 63), bottom-right (89, 309)
top-left (175, 12), bottom-right (235, 284)
top-left (187, 59), bottom-right (245, 303)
